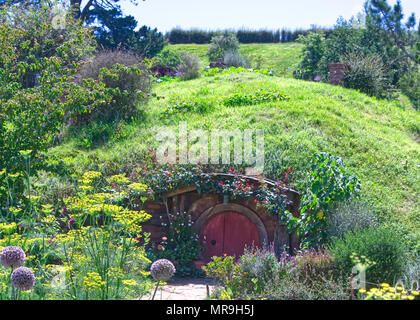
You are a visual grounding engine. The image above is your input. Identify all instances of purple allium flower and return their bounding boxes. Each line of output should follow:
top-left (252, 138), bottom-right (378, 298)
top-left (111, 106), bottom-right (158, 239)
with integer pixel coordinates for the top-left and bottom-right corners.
top-left (150, 259), bottom-right (175, 282)
top-left (0, 246), bottom-right (26, 269)
top-left (11, 267), bottom-right (35, 291)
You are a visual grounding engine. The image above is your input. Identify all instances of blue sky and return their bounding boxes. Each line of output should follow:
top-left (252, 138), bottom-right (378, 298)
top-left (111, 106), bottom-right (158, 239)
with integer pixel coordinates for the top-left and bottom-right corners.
top-left (116, 0), bottom-right (420, 33)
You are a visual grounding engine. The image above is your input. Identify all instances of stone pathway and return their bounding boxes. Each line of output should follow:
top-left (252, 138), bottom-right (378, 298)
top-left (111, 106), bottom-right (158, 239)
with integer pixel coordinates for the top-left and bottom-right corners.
top-left (142, 277), bottom-right (220, 300)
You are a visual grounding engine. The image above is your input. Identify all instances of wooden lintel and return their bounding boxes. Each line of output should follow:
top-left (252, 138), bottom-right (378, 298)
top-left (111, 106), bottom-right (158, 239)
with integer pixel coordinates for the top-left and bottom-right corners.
top-left (167, 186), bottom-right (198, 198)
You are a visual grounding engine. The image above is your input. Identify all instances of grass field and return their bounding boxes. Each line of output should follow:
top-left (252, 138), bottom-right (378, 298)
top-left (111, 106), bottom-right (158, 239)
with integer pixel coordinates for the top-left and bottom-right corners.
top-left (51, 70), bottom-right (420, 232)
top-left (167, 42), bottom-right (303, 76)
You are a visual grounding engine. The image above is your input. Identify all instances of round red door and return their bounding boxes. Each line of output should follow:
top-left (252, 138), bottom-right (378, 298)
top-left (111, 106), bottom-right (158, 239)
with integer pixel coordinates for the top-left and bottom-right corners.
top-left (200, 211), bottom-right (261, 261)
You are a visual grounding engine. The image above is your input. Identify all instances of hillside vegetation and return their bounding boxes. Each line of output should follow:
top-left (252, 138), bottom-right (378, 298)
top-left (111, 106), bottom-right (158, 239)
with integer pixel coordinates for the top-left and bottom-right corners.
top-left (167, 43), bottom-right (303, 76)
top-left (52, 71), bottom-right (420, 231)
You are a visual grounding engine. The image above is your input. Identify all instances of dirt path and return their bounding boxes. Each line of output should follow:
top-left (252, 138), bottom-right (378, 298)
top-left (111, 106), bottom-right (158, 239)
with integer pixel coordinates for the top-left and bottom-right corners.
top-left (142, 277), bottom-right (220, 300)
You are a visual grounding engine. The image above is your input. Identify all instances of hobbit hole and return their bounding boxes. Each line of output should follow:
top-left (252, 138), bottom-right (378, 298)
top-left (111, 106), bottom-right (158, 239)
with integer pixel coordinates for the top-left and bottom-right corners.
top-left (142, 174), bottom-right (300, 262)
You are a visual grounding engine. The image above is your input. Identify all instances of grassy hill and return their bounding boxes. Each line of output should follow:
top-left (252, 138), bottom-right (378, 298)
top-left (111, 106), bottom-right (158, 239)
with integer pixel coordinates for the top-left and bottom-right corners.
top-left (51, 70), bottom-right (420, 231)
top-left (167, 43), bottom-right (303, 76)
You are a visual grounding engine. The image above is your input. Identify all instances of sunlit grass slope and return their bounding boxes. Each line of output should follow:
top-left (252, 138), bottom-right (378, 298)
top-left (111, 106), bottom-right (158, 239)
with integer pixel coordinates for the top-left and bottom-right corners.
top-left (51, 72), bottom-right (420, 230)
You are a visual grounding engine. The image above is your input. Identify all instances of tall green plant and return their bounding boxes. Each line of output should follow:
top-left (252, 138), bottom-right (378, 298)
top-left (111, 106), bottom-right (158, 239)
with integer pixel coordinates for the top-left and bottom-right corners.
top-left (297, 153), bottom-right (361, 246)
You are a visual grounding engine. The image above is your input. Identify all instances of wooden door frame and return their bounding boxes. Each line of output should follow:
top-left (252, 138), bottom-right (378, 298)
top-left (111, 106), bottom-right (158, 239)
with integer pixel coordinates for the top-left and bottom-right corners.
top-left (193, 203), bottom-right (269, 245)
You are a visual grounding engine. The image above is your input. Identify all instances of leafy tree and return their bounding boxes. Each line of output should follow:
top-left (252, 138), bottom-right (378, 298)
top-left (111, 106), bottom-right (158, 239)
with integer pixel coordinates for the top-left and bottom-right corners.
top-left (365, 0), bottom-right (419, 64)
top-left (207, 31), bottom-right (240, 63)
top-left (298, 32), bottom-right (326, 80)
top-left (0, 2), bottom-right (124, 202)
top-left (93, 7), bottom-right (165, 58)
top-left (298, 0), bottom-right (419, 97)
top-left (398, 67), bottom-right (420, 108)
top-left (0, 0), bottom-right (164, 58)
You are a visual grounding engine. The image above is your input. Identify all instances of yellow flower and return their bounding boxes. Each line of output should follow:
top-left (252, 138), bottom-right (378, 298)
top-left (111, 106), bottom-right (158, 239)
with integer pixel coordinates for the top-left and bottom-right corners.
top-left (107, 267), bottom-right (123, 279)
top-left (359, 289), bottom-right (367, 293)
top-left (127, 182), bottom-right (148, 193)
top-left (0, 222), bottom-right (17, 234)
top-left (122, 279), bottom-right (137, 286)
top-left (82, 272), bottom-right (105, 291)
top-left (411, 291), bottom-right (419, 296)
top-left (108, 174), bottom-right (130, 185)
top-left (82, 171), bottom-right (102, 180)
top-left (317, 211), bottom-right (324, 219)
top-left (19, 150), bottom-right (32, 158)
top-left (41, 216), bottom-right (57, 224)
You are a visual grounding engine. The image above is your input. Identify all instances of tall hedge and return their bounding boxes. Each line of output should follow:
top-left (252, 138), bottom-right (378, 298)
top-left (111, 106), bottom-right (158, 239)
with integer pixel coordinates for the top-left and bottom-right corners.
top-left (166, 28), bottom-right (331, 44)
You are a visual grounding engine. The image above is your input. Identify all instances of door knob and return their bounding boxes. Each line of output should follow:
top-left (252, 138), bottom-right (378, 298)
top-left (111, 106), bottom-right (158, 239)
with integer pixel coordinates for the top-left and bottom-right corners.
top-left (211, 240), bottom-right (217, 246)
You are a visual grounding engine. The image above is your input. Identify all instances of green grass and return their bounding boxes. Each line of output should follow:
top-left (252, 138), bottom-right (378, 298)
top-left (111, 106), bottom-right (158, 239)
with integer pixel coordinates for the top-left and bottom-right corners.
top-left (167, 42), bottom-right (303, 76)
top-left (51, 71), bottom-right (420, 232)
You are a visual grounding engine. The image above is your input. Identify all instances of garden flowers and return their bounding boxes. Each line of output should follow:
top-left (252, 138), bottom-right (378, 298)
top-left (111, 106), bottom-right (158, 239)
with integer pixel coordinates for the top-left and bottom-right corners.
top-left (0, 246), bottom-right (26, 269)
top-left (83, 272), bottom-right (106, 291)
top-left (359, 283), bottom-right (419, 300)
top-left (150, 259), bottom-right (176, 282)
top-left (11, 267), bottom-right (35, 291)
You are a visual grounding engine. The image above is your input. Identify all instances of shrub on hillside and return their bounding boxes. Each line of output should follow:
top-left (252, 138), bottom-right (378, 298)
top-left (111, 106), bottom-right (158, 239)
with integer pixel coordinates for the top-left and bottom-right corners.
top-left (223, 50), bottom-right (248, 68)
top-left (154, 47), bottom-right (182, 69)
top-left (341, 52), bottom-right (389, 98)
top-left (402, 255), bottom-right (420, 287)
top-left (326, 200), bottom-right (380, 239)
top-left (330, 227), bottom-right (409, 285)
top-left (294, 249), bottom-right (337, 284)
top-left (298, 32), bottom-right (326, 80)
top-left (240, 246), bottom-right (280, 287)
top-left (207, 31), bottom-right (240, 63)
top-left (78, 49), bottom-right (152, 123)
top-left (398, 68), bottom-right (420, 109)
top-left (176, 52), bottom-right (201, 80)
top-left (298, 152), bottom-right (361, 246)
top-left (262, 275), bottom-right (349, 300)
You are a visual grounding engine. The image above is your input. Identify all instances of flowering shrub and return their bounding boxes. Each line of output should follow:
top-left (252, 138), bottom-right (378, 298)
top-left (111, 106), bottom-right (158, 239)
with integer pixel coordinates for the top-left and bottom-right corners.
top-left (204, 246), bottom-right (298, 299)
top-left (239, 246), bottom-right (297, 294)
top-left (0, 166), bottom-right (155, 300)
top-left (152, 212), bottom-right (201, 276)
top-left (202, 255), bottom-right (238, 287)
top-left (293, 248), bottom-right (337, 284)
top-left (359, 283), bottom-right (419, 300)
